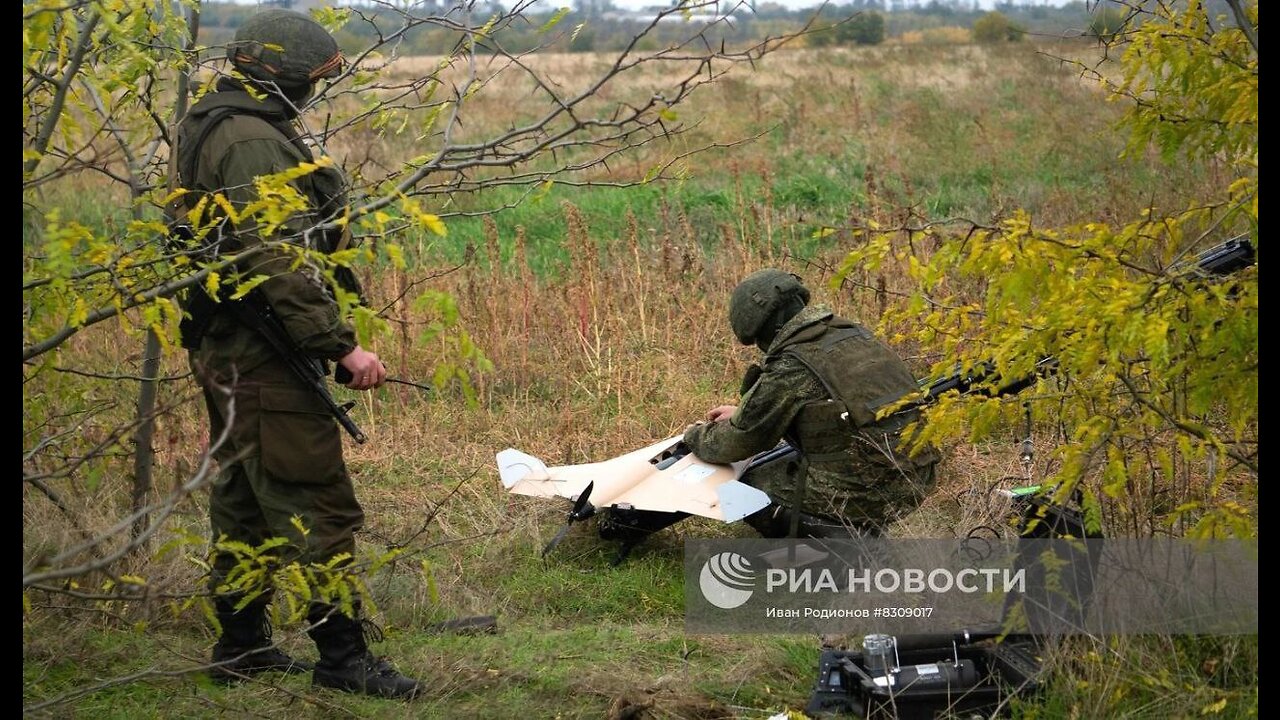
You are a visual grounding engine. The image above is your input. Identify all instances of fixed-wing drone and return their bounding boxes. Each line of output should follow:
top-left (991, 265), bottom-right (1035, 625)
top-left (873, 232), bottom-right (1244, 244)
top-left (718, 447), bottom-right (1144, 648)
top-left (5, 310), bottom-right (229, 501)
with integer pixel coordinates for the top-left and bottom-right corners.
top-left (497, 436), bottom-right (787, 562)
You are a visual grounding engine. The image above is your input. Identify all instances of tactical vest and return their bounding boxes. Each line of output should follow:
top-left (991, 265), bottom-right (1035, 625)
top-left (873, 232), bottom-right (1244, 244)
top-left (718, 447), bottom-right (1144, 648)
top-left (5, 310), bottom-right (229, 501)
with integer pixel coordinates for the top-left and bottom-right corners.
top-left (170, 90), bottom-right (358, 348)
top-left (171, 91), bottom-right (350, 251)
top-left (771, 316), bottom-right (937, 470)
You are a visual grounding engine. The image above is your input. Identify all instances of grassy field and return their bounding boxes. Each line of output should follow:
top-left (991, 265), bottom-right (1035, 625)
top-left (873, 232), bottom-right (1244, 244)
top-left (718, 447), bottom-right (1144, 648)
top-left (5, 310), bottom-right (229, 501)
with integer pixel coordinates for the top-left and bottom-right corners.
top-left (23, 41), bottom-right (1257, 718)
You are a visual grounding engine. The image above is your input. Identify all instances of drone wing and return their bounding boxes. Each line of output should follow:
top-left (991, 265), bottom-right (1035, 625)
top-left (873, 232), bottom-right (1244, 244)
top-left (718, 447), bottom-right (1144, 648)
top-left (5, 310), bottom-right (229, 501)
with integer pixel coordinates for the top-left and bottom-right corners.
top-left (496, 435), bottom-right (770, 522)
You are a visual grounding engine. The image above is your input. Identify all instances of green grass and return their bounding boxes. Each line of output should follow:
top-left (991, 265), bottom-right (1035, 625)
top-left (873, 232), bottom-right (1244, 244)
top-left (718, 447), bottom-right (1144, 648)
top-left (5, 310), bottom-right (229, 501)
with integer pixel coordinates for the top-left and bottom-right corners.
top-left (24, 526), bottom-right (822, 719)
top-left (363, 43), bottom-right (1211, 278)
top-left (25, 542), bottom-right (1259, 718)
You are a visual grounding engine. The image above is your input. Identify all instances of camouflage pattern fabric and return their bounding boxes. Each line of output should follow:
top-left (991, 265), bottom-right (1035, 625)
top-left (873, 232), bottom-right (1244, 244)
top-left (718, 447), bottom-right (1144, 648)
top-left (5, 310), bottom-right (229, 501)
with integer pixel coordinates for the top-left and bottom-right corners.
top-left (177, 87), bottom-right (364, 590)
top-left (683, 305), bottom-right (940, 531)
top-left (198, 360), bottom-right (365, 587)
top-left (178, 87), bottom-right (357, 375)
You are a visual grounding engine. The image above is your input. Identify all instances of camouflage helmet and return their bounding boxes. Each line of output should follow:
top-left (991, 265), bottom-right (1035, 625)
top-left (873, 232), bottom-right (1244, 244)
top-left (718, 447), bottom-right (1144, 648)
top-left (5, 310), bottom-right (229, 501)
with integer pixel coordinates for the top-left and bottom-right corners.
top-left (230, 9), bottom-right (343, 89)
top-left (729, 269), bottom-right (811, 346)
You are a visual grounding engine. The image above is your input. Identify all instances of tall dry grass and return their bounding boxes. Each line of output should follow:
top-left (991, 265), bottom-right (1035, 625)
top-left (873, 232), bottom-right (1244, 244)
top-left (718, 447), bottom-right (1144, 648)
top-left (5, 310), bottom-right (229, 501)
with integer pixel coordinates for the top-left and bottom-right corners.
top-left (23, 42), bottom-right (1253, 717)
top-left (25, 39), bottom-right (1235, 605)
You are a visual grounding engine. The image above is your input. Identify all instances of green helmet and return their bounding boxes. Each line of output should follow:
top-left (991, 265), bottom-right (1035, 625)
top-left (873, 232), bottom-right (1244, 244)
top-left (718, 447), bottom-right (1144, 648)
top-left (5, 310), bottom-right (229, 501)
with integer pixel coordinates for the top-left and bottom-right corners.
top-left (230, 9), bottom-right (343, 90)
top-left (729, 269), bottom-right (811, 347)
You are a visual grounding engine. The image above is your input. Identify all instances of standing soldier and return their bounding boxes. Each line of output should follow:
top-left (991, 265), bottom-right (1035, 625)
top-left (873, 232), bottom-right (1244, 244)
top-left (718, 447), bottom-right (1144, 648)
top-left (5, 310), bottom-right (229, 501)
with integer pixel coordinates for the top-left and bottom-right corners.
top-left (175, 9), bottom-right (422, 698)
top-left (683, 269), bottom-right (941, 538)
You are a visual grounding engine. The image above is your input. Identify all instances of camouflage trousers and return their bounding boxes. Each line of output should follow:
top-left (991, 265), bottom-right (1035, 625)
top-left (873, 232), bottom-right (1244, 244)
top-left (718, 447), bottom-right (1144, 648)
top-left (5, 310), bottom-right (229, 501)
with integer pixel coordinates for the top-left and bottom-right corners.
top-left (739, 449), bottom-right (937, 537)
top-left (195, 357), bottom-right (365, 593)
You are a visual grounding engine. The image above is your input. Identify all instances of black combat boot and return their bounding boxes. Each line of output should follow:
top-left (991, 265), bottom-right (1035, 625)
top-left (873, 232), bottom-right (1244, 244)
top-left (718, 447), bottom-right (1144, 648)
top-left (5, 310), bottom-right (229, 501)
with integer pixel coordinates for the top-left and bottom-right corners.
top-left (210, 597), bottom-right (312, 682)
top-left (307, 603), bottom-right (423, 699)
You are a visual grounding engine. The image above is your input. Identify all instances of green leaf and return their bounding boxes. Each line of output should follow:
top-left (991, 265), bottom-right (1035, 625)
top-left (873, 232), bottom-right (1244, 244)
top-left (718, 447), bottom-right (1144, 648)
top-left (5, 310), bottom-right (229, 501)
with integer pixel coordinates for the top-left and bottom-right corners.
top-left (227, 274), bottom-right (270, 301)
top-left (539, 7), bottom-right (571, 33)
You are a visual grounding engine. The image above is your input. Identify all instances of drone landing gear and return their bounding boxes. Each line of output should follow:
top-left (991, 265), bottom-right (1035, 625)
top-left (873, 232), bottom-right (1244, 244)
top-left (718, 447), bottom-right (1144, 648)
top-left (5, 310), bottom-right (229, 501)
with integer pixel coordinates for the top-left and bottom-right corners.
top-left (597, 506), bottom-right (689, 564)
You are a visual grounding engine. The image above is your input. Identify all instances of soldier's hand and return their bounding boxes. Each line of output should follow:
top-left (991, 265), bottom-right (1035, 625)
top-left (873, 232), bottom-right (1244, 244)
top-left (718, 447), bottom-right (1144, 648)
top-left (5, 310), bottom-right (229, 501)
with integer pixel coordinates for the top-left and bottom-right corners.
top-left (338, 347), bottom-right (387, 390)
top-left (706, 405), bottom-right (738, 423)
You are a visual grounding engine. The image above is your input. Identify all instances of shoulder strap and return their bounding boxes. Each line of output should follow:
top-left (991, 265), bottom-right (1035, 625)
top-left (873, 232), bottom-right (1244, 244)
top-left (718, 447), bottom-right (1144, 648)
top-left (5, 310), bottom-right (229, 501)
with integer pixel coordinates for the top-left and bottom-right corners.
top-left (781, 349), bottom-right (844, 412)
top-left (179, 105), bottom-right (243, 190)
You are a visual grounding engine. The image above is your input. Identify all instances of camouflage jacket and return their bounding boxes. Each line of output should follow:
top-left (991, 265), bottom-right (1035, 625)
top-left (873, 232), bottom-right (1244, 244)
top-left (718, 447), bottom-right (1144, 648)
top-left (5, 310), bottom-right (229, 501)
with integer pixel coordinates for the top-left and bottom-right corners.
top-left (683, 305), bottom-right (940, 524)
top-left (177, 87), bottom-right (357, 375)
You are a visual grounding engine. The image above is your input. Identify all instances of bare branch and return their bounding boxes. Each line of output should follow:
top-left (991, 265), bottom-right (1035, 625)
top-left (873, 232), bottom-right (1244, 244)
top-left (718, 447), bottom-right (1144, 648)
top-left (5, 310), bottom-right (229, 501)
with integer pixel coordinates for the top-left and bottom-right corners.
top-left (24, 10), bottom-right (101, 178)
top-left (1223, 0), bottom-right (1258, 57)
top-left (22, 241), bottom-right (276, 362)
top-left (1117, 374), bottom-right (1258, 474)
top-left (24, 362), bottom-right (192, 383)
top-left (23, 396), bottom-right (229, 588)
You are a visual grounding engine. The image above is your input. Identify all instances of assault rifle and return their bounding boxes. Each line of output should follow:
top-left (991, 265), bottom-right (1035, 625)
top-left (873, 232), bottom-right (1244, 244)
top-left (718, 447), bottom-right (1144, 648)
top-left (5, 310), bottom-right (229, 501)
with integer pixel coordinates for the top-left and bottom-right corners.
top-left (1179, 234), bottom-right (1256, 277)
top-left (870, 235), bottom-right (1256, 420)
top-left (228, 291), bottom-right (368, 444)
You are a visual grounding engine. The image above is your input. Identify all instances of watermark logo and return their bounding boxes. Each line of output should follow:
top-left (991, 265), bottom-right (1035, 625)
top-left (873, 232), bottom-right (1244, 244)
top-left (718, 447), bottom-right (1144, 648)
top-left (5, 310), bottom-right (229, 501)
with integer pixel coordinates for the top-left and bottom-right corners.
top-left (699, 551), bottom-right (756, 609)
top-left (686, 539), bottom-right (1258, 635)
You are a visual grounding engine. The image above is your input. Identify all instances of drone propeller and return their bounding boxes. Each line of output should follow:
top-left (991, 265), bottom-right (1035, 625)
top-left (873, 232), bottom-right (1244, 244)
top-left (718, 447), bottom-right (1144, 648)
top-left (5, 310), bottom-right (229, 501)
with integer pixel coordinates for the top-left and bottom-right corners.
top-left (541, 481), bottom-right (596, 558)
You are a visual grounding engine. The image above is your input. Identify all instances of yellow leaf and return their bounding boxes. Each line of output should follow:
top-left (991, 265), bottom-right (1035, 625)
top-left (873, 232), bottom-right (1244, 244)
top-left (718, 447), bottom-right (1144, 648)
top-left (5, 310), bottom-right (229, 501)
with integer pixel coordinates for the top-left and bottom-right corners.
top-left (539, 7), bottom-right (571, 33)
top-left (204, 272), bottom-right (221, 301)
top-left (69, 297), bottom-right (88, 327)
top-left (421, 213), bottom-right (447, 237)
top-left (1201, 697), bottom-right (1228, 715)
top-left (387, 244), bottom-right (406, 270)
top-left (211, 194), bottom-right (239, 225)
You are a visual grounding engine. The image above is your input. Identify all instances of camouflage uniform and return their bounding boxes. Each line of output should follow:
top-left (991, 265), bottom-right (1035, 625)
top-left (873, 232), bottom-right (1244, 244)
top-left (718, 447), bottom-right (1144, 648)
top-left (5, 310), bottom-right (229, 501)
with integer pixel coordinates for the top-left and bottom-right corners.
top-left (177, 9), bottom-right (422, 698)
top-left (683, 305), bottom-right (940, 536)
top-left (179, 88), bottom-right (359, 374)
top-left (181, 84), bottom-right (365, 602)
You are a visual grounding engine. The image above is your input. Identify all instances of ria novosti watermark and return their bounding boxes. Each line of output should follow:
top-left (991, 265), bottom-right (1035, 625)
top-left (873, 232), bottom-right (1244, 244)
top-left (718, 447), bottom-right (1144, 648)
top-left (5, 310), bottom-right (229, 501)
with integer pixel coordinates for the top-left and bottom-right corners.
top-left (685, 538), bottom-right (1258, 635)
top-left (766, 565), bottom-right (1025, 594)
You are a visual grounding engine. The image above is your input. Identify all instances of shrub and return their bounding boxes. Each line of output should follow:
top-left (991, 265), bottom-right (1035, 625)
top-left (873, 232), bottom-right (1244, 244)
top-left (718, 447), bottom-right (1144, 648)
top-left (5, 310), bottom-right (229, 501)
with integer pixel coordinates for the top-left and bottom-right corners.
top-left (837, 11), bottom-right (886, 46)
top-left (972, 11), bottom-right (1023, 43)
top-left (811, 11), bottom-right (885, 47)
